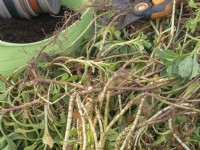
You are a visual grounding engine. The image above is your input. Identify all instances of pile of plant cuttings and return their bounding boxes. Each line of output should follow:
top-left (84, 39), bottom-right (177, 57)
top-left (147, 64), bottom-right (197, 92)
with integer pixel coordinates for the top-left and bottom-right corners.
top-left (0, 1), bottom-right (200, 150)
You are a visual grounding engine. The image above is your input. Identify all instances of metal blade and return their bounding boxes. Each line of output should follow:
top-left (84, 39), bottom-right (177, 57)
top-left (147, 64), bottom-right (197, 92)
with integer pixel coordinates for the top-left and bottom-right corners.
top-left (116, 13), bottom-right (142, 30)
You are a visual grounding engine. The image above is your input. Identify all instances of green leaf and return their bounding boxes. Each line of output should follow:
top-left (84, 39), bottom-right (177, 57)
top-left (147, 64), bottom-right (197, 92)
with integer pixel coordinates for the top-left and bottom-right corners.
top-left (107, 129), bottom-right (118, 142)
top-left (166, 64), bottom-right (174, 76)
top-left (66, 75), bottom-right (78, 82)
top-left (60, 112), bottom-right (67, 124)
top-left (108, 63), bottom-right (118, 71)
top-left (166, 62), bottom-right (179, 76)
top-left (178, 56), bottom-right (193, 78)
top-left (0, 137), bottom-right (6, 149)
top-left (87, 129), bottom-right (94, 146)
top-left (0, 90), bottom-right (10, 101)
top-left (69, 128), bottom-right (78, 137)
top-left (192, 128), bottom-right (200, 141)
top-left (174, 116), bottom-right (187, 124)
top-left (156, 49), bottom-right (179, 61)
top-left (159, 130), bottom-right (172, 135)
top-left (66, 139), bottom-right (77, 145)
top-left (24, 142), bottom-right (37, 150)
top-left (52, 93), bottom-right (59, 101)
top-left (94, 40), bottom-right (120, 51)
top-left (186, 10), bottom-right (200, 33)
top-left (106, 129), bottom-right (118, 150)
top-left (81, 71), bottom-right (87, 84)
top-left (106, 141), bottom-right (115, 150)
top-left (152, 135), bottom-right (166, 146)
top-left (190, 56), bottom-right (200, 79)
top-left (189, 0), bottom-right (198, 8)
top-left (114, 30), bottom-right (121, 40)
top-left (52, 86), bottom-right (60, 95)
top-left (60, 73), bottom-right (69, 82)
top-left (3, 138), bottom-right (17, 150)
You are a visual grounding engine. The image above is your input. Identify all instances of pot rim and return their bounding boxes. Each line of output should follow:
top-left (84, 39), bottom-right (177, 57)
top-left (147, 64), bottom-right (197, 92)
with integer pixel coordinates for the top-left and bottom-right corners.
top-left (0, 7), bottom-right (89, 46)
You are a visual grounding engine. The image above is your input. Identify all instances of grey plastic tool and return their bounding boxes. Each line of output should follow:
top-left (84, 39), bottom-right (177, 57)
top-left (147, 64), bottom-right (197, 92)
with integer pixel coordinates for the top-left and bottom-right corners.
top-left (37, 0), bottom-right (60, 14)
top-left (23, 0), bottom-right (38, 16)
top-left (0, 1), bottom-right (12, 18)
top-left (0, 2), bottom-right (5, 18)
top-left (0, 5), bottom-right (3, 18)
top-left (0, 0), bottom-right (60, 19)
top-left (19, 0), bottom-right (32, 18)
top-left (12, 0), bottom-right (30, 19)
top-left (3, 0), bottom-right (21, 18)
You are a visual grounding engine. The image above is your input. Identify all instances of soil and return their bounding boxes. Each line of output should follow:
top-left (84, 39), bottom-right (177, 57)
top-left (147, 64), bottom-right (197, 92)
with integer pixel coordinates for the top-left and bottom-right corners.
top-left (0, 7), bottom-right (79, 43)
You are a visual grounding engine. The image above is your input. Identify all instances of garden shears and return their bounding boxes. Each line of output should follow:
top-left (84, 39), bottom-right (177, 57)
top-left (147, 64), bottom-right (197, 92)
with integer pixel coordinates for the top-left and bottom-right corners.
top-left (112, 0), bottom-right (182, 30)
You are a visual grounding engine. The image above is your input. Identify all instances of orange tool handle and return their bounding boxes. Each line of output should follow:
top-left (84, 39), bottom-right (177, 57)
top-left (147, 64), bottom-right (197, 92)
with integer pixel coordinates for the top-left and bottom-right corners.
top-left (151, 0), bottom-right (182, 19)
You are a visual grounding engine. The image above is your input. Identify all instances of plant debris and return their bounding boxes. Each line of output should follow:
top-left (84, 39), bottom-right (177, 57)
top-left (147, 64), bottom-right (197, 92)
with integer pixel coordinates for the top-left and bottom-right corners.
top-left (0, 1), bottom-right (200, 150)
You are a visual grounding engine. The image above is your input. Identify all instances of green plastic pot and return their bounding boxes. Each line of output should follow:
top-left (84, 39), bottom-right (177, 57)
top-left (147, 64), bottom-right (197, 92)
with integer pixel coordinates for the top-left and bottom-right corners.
top-left (0, 0), bottom-right (93, 88)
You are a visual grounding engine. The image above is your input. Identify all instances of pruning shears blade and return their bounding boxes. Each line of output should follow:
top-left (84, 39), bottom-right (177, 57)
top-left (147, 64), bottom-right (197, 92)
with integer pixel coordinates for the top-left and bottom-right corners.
top-left (111, 0), bottom-right (183, 30)
top-left (116, 13), bottom-right (142, 30)
top-left (112, 0), bottom-right (143, 30)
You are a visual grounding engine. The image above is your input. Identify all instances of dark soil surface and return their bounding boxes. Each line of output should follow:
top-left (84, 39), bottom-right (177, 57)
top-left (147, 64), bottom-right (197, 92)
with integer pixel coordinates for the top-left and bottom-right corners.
top-left (0, 7), bottom-right (79, 43)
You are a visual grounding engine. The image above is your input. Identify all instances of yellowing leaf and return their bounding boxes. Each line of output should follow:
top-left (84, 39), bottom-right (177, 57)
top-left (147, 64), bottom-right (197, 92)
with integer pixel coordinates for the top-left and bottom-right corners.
top-left (182, 81), bottom-right (200, 98)
top-left (42, 129), bottom-right (54, 148)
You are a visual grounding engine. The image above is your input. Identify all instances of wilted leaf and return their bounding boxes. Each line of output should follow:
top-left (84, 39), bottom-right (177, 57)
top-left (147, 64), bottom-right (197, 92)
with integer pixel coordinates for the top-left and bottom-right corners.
top-left (182, 81), bottom-right (200, 98)
top-left (42, 129), bottom-right (54, 148)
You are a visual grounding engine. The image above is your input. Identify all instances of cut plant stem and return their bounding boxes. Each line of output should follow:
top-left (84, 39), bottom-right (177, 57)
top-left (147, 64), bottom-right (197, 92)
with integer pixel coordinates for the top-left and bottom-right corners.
top-left (120, 98), bottom-right (145, 150)
top-left (62, 93), bottom-right (76, 150)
